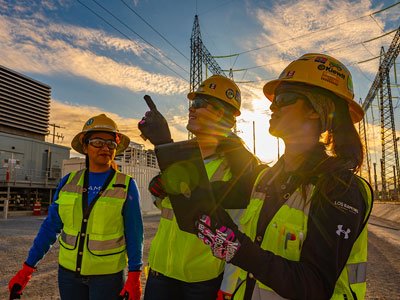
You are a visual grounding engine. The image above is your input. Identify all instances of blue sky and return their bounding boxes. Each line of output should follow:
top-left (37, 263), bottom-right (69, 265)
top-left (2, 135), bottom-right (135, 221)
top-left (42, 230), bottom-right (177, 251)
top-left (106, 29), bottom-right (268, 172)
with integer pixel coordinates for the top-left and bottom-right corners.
top-left (0, 0), bottom-right (399, 163)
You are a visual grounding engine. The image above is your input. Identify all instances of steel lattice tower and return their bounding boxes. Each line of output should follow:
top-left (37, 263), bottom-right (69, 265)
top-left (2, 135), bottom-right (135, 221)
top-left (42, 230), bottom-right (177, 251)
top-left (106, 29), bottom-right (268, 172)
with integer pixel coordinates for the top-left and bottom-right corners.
top-left (362, 26), bottom-right (400, 200)
top-left (358, 105), bottom-right (372, 184)
top-left (189, 15), bottom-right (225, 93)
top-left (190, 15), bottom-right (202, 93)
top-left (378, 46), bottom-right (400, 200)
top-left (188, 15), bottom-right (226, 138)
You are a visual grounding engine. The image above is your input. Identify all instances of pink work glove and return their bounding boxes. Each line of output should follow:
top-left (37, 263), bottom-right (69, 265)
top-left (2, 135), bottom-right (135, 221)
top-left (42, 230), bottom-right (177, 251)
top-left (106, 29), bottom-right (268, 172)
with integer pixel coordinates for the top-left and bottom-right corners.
top-left (119, 271), bottom-right (142, 300)
top-left (196, 214), bottom-right (242, 262)
top-left (8, 263), bottom-right (36, 298)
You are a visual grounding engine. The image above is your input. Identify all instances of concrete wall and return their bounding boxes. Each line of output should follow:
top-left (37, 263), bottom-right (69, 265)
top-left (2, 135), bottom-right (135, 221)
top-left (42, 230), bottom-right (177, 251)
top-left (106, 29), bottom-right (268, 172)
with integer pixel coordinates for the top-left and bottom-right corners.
top-left (371, 201), bottom-right (400, 224)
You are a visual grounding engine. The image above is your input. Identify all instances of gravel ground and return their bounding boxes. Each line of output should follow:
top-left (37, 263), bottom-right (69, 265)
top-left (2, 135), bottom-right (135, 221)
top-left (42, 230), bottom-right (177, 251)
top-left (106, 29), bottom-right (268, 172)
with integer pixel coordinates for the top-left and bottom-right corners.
top-left (0, 214), bottom-right (399, 299)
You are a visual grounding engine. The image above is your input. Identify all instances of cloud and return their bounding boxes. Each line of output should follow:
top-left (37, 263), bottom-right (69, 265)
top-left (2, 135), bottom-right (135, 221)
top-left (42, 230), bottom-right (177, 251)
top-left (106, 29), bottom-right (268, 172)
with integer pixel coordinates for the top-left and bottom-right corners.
top-left (0, 12), bottom-right (187, 96)
top-left (247, 0), bottom-right (394, 77)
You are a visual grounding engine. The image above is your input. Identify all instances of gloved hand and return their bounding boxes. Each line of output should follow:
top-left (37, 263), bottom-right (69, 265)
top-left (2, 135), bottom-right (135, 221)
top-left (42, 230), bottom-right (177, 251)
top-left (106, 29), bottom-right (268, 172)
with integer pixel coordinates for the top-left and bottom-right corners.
top-left (8, 263), bottom-right (36, 298)
top-left (119, 271), bottom-right (142, 300)
top-left (138, 95), bottom-right (173, 145)
top-left (217, 289), bottom-right (233, 300)
top-left (196, 214), bottom-right (242, 262)
top-left (148, 174), bottom-right (167, 199)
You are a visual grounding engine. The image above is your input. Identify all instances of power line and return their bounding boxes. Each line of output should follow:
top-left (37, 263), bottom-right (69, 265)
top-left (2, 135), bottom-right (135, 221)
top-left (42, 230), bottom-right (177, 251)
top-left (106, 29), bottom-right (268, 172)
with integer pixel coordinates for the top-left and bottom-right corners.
top-left (90, 0), bottom-right (189, 75)
top-left (327, 28), bottom-right (398, 54)
top-left (119, 0), bottom-right (190, 61)
top-left (76, 0), bottom-right (189, 81)
top-left (221, 28), bottom-right (398, 81)
top-left (214, 1), bottom-right (400, 58)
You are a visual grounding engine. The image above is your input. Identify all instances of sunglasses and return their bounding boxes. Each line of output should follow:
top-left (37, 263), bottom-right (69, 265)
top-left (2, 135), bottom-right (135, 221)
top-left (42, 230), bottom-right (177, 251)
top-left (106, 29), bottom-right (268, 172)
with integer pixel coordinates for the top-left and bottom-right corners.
top-left (274, 92), bottom-right (309, 108)
top-left (191, 98), bottom-right (218, 109)
top-left (88, 138), bottom-right (118, 150)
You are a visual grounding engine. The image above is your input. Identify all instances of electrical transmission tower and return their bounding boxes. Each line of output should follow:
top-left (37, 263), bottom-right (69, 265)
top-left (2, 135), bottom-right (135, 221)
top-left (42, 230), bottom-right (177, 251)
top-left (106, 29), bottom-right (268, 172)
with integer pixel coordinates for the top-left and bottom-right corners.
top-left (188, 15), bottom-right (226, 139)
top-left (358, 102), bottom-right (372, 184)
top-left (189, 15), bottom-right (226, 93)
top-left (362, 26), bottom-right (400, 200)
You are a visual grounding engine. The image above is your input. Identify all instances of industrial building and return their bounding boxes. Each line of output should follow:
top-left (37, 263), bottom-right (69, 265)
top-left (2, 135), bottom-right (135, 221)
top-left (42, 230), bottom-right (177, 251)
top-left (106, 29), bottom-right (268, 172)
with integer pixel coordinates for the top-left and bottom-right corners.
top-left (0, 65), bottom-right (161, 218)
top-left (0, 65), bottom-right (69, 218)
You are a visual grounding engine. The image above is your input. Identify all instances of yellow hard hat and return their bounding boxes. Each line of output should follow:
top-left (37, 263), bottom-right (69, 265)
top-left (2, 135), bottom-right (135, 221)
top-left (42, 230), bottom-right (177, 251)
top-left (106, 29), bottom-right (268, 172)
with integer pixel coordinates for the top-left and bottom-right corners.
top-left (71, 114), bottom-right (130, 155)
top-left (187, 75), bottom-right (241, 116)
top-left (263, 53), bottom-right (364, 123)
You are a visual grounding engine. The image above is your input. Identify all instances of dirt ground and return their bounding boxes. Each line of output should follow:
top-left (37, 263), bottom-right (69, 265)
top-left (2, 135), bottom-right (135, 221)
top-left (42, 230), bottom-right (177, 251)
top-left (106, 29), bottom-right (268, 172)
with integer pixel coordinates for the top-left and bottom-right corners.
top-left (0, 214), bottom-right (399, 299)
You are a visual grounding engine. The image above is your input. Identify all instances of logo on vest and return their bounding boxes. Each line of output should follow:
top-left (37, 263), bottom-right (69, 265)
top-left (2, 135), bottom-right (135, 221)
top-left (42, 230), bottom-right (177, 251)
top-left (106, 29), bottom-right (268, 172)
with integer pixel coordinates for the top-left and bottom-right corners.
top-left (336, 225), bottom-right (350, 239)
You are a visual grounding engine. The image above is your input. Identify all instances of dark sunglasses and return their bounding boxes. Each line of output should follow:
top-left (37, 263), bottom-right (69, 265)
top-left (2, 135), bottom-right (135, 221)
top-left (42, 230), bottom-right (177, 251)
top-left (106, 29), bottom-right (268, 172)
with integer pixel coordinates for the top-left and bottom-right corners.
top-left (274, 92), bottom-right (309, 108)
top-left (191, 98), bottom-right (218, 109)
top-left (88, 138), bottom-right (118, 150)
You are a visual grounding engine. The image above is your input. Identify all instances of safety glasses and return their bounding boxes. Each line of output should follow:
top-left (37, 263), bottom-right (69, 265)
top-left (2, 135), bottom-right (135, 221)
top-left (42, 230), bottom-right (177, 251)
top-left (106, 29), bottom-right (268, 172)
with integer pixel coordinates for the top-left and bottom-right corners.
top-left (191, 98), bottom-right (218, 109)
top-left (88, 138), bottom-right (118, 150)
top-left (274, 92), bottom-right (309, 108)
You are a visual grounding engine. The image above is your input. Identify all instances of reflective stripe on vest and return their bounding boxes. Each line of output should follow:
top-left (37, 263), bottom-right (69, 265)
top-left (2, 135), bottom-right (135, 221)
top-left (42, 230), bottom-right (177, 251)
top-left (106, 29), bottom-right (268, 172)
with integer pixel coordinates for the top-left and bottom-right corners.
top-left (88, 235), bottom-right (126, 251)
top-left (347, 262), bottom-right (367, 284)
top-left (57, 169), bottom-right (130, 275)
top-left (149, 157), bottom-right (232, 282)
top-left (61, 231), bottom-right (77, 248)
top-left (161, 207), bottom-right (174, 220)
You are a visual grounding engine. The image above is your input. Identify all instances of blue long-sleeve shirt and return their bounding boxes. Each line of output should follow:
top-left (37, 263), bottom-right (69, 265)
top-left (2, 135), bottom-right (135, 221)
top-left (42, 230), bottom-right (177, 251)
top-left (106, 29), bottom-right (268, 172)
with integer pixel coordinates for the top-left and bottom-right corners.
top-left (26, 169), bottom-right (144, 272)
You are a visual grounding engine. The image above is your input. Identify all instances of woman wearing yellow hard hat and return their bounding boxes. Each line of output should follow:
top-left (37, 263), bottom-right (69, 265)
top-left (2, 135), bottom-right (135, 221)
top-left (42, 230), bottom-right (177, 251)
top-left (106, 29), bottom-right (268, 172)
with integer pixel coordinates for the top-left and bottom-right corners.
top-left (9, 114), bottom-right (144, 300)
top-left (138, 75), bottom-right (261, 300)
top-left (196, 53), bottom-right (373, 299)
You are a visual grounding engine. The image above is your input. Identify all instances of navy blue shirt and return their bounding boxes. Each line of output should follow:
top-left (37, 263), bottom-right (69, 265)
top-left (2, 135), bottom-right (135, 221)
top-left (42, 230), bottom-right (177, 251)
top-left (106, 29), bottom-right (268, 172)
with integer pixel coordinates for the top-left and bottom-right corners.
top-left (26, 169), bottom-right (144, 271)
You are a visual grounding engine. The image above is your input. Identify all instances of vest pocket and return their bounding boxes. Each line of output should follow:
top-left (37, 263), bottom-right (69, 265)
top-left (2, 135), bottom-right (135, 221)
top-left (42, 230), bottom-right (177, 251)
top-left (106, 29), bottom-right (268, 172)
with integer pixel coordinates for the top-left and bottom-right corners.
top-left (90, 201), bottom-right (123, 235)
top-left (87, 234), bottom-right (126, 256)
top-left (59, 231), bottom-right (78, 250)
top-left (57, 196), bottom-right (77, 229)
top-left (263, 221), bottom-right (303, 261)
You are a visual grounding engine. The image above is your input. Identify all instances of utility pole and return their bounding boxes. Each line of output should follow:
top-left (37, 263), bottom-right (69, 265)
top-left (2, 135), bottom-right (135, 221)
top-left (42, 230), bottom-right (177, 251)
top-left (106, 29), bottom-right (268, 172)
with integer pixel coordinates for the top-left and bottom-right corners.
top-left (277, 138), bottom-right (280, 159)
top-left (252, 121), bottom-right (256, 154)
top-left (48, 123), bottom-right (65, 144)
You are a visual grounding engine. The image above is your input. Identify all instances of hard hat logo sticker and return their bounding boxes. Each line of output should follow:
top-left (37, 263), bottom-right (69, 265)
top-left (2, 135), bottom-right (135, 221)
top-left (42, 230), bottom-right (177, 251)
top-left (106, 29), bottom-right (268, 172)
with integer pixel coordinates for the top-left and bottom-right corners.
top-left (314, 56), bottom-right (327, 64)
top-left (226, 89), bottom-right (234, 99)
top-left (285, 71), bottom-right (295, 79)
top-left (317, 64), bottom-right (345, 79)
top-left (209, 83), bottom-right (217, 90)
top-left (86, 118), bottom-right (94, 126)
top-left (235, 91), bottom-right (241, 102)
top-left (321, 72), bottom-right (339, 86)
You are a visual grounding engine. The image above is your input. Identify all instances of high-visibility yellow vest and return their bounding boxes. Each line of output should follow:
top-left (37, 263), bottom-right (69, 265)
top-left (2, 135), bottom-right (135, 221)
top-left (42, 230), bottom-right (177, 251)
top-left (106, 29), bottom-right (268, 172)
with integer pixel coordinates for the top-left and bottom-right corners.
top-left (234, 168), bottom-right (372, 299)
top-left (148, 157), bottom-right (231, 282)
top-left (57, 169), bottom-right (131, 276)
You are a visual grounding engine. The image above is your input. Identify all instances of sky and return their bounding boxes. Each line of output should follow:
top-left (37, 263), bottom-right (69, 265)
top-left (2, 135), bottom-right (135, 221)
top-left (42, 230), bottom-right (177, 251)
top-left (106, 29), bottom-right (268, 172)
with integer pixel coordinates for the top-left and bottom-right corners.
top-left (0, 0), bottom-right (399, 165)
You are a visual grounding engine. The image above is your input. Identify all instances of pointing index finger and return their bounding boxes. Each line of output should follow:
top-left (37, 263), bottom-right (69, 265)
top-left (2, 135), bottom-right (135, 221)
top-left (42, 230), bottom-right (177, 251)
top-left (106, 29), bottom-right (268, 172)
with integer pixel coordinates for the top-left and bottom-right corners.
top-left (144, 95), bottom-right (157, 111)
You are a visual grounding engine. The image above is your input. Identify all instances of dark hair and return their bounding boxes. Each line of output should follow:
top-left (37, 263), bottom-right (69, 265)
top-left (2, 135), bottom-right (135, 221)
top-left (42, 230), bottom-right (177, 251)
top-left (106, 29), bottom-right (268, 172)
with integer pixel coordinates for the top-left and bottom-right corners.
top-left (330, 96), bottom-right (364, 173)
top-left (286, 82), bottom-right (364, 174)
top-left (299, 95), bottom-right (365, 204)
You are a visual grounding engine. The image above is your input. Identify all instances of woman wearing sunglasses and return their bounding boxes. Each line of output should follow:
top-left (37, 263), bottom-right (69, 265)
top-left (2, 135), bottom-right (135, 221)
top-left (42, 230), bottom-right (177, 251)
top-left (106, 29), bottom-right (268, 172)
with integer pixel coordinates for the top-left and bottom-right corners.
top-left (9, 114), bottom-right (144, 300)
top-left (138, 75), bottom-right (260, 300)
top-left (196, 54), bottom-right (373, 299)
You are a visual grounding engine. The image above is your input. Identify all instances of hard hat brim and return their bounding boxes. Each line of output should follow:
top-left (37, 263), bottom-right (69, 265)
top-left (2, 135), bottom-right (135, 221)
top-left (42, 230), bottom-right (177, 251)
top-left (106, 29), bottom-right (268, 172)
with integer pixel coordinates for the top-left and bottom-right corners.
top-left (263, 79), bottom-right (364, 123)
top-left (71, 130), bottom-right (130, 155)
top-left (187, 91), bottom-right (241, 116)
